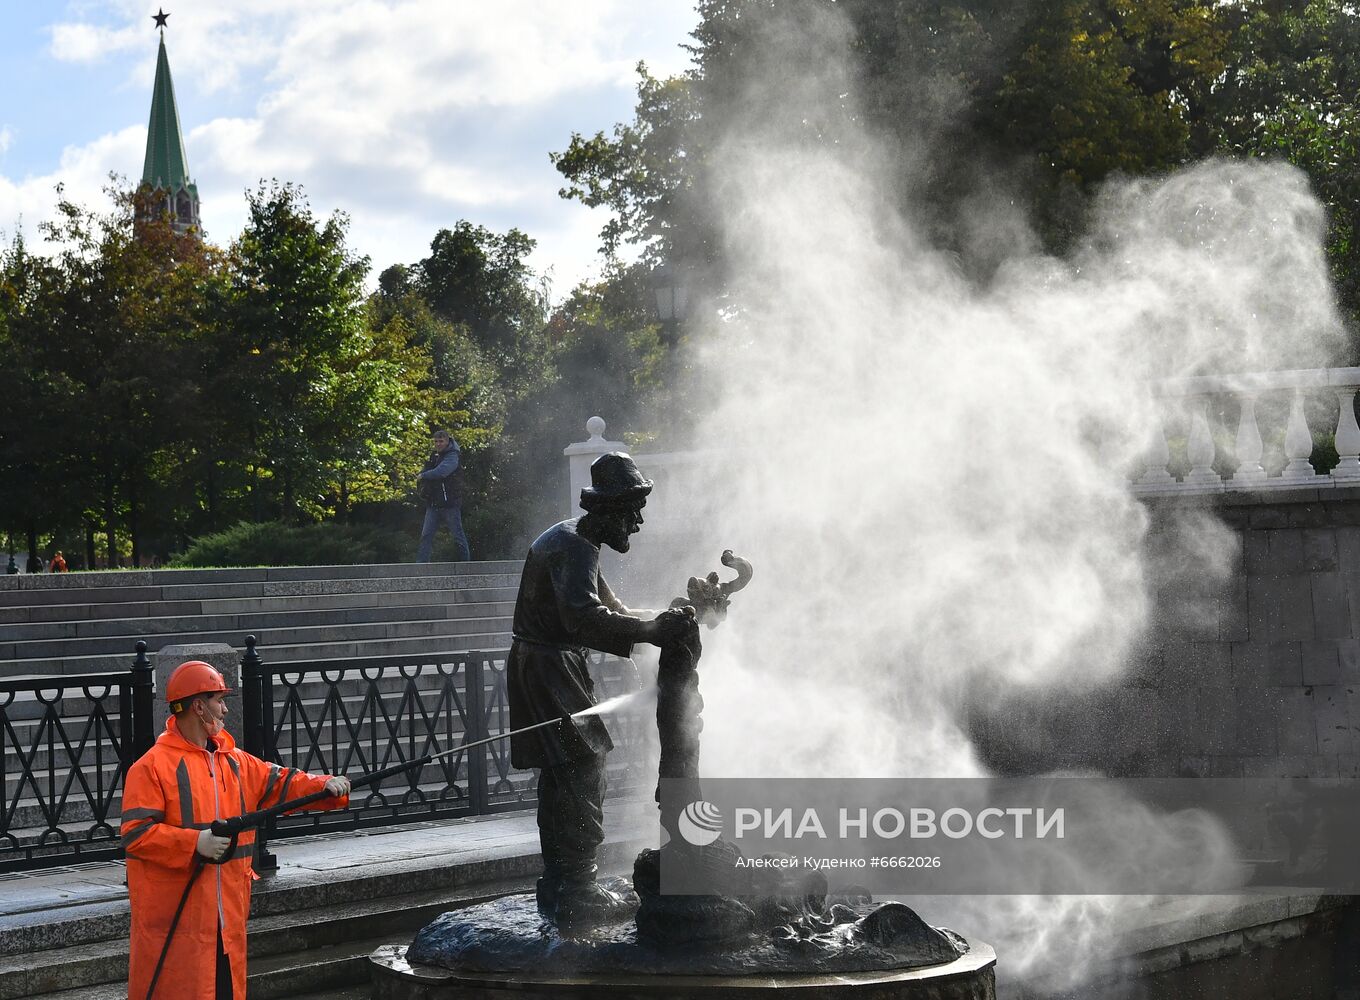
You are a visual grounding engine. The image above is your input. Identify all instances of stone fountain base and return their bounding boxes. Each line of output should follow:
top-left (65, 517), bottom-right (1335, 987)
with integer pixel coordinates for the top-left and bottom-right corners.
top-left (368, 940), bottom-right (996, 1000)
top-left (367, 888), bottom-right (996, 1000)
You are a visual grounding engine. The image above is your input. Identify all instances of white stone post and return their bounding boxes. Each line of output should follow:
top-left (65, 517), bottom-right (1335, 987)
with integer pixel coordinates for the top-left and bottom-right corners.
top-left (1184, 398), bottom-right (1221, 487)
top-left (1232, 392), bottom-right (1266, 483)
top-left (153, 643), bottom-right (239, 738)
top-left (1333, 388), bottom-right (1360, 479)
top-left (563, 416), bottom-right (625, 518)
top-left (1139, 413), bottom-right (1175, 486)
top-left (1281, 389), bottom-right (1319, 482)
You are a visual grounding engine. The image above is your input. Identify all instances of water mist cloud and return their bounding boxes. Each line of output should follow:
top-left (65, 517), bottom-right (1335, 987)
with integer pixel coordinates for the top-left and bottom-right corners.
top-left (644, 0), bottom-right (1345, 986)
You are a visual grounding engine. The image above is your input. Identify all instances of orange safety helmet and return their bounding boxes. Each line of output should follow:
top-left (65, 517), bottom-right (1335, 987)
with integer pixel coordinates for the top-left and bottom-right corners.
top-left (166, 660), bottom-right (231, 714)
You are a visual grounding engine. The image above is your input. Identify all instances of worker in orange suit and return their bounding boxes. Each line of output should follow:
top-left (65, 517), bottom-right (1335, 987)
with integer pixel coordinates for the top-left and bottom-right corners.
top-left (120, 660), bottom-right (351, 1000)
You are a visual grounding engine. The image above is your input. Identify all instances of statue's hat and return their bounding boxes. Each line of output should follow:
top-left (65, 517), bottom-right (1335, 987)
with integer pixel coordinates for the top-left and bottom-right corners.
top-left (581, 452), bottom-right (653, 504)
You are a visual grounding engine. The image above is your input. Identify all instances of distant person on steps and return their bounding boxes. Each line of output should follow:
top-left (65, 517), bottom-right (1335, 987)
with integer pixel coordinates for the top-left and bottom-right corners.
top-left (415, 428), bottom-right (471, 562)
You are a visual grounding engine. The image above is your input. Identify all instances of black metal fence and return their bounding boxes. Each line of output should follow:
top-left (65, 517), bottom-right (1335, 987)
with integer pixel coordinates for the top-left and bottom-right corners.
top-left (0, 637), bottom-right (651, 872)
top-left (0, 643), bottom-right (155, 870)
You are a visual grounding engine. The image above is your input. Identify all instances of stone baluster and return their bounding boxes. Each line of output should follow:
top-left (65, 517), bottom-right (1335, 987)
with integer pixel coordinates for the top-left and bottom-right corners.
top-left (1232, 392), bottom-right (1266, 483)
top-left (1333, 387), bottom-right (1360, 480)
top-left (1138, 412), bottom-right (1174, 486)
top-left (1184, 398), bottom-right (1221, 487)
top-left (1280, 389), bottom-right (1319, 482)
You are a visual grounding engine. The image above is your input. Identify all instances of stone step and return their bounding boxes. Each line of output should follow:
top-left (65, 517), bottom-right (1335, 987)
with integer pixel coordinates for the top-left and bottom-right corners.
top-left (6, 613), bottom-right (514, 662)
top-left (247, 932), bottom-right (395, 999)
top-left (0, 586), bottom-right (520, 626)
top-left (0, 876), bottom-right (534, 999)
top-left (18, 984), bottom-right (125, 1000)
top-left (2, 600), bottom-right (518, 643)
top-left (0, 560), bottom-right (524, 596)
top-left (0, 632), bottom-right (515, 677)
top-left (0, 571), bottom-right (522, 610)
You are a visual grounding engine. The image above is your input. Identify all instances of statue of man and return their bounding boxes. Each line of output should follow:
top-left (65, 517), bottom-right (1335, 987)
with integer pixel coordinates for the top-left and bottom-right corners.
top-left (508, 452), bottom-right (691, 933)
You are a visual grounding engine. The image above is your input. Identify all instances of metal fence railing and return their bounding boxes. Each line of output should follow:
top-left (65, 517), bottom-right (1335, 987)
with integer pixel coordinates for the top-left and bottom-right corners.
top-left (0, 644), bottom-right (155, 870)
top-left (242, 637), bottom-right (650, 864)
top-left (1, 636), bottom-right (650, 873)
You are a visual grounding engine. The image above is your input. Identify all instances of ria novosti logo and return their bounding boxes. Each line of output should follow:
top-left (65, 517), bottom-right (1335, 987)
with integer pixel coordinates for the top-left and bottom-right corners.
top-left (677, 800), bottom-right (723, 846)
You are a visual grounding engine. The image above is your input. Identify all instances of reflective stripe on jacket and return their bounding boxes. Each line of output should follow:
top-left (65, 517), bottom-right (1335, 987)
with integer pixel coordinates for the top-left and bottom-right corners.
top-left (120, 717), bottom-right (348, 1000)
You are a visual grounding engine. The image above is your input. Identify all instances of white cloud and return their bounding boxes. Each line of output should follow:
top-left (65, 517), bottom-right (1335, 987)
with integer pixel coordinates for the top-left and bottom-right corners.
top-left (49, 21), bottom-right (141, 62)
top-left (0, 127), bottom-right (13, 157)
top-left (0, 126), bottom-right (141, 245)
top-left (13, 0), bottom-right (700, 291)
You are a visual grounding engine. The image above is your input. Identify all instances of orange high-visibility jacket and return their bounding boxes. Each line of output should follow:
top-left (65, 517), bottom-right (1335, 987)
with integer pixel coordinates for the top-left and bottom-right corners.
top-left (120, 717), bottom-right (349, 1000)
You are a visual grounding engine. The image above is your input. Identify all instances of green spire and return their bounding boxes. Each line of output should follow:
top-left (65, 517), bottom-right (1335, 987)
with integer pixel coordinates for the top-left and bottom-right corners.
top-left (140, 31), bottom-right (200, 232)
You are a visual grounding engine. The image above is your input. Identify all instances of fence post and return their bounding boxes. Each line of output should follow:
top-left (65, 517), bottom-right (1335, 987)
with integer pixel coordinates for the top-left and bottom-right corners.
top-left (466, 652), bottom-right (488, 814)
top-left (242, 635), bottom-right (264, 758)
top-left (130, 641), bottom-right (155, 763)
top-left (242, 635), bottom-right (278, 874)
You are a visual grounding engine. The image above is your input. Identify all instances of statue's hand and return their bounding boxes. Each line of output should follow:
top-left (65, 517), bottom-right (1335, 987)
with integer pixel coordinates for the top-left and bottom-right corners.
top-left (647, 606), bottom-right (695, 646)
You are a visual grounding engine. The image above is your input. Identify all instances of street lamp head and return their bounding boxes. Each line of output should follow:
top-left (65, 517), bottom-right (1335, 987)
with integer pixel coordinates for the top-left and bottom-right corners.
top-left (650, 262), bottom-right (689, 325)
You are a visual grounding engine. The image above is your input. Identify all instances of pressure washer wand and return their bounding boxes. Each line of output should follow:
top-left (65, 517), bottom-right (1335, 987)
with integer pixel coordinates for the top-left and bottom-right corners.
top-left (214, 716), bottom-right (566, 835)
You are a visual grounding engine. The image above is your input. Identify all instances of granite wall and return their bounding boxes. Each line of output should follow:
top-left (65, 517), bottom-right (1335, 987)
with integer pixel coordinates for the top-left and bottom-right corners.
top-left (970, 487), bottom-right (1360, 779)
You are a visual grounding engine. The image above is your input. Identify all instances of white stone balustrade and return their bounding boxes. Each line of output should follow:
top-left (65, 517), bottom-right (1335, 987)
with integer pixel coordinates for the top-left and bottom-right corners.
top-left (571, 374), bottom-right (1360, 508)
top-left (1134, 367), bottom-right (1360, 496)
top-left (562, 417), bottom-right (718, 521)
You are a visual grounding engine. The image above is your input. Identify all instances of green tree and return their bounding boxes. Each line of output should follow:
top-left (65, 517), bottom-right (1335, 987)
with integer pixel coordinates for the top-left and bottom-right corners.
top-left (0, 233), bottom-right (73, 567)
top-left (416, 221), bottom-right (550, 371)
top-left (551, 0), bottom-right (1232, 267)
top-left (227, 182), bottom-right (432, 521)
top-left (1209, 0), bottom-right (1360, 327)
top-left (1, 184), bottom-right (220, 566)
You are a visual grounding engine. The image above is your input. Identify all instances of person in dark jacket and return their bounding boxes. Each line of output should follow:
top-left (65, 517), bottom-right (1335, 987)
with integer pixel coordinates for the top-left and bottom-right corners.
top-left (415, 428), bottom-right (471, 562)
top-left (508, 451), bottom-right (693, 934)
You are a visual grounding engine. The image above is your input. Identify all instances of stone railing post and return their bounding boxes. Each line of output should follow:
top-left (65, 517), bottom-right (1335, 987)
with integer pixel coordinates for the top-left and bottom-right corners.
top-left (1333, 381), bottom-right (1360, 480)
top-left (154, 642), bottom-right (239, 739)
top-left (1139, 415), bottom-right (1174, 486)
top-left (1184, 397), bottom-right (1222, 487)
top-left (1281, 389), bottom-right (1320, 483)
top-left (563, 416), bottom-right (625, 518)
top-left (1233, 393), bottom-right (1266, 484)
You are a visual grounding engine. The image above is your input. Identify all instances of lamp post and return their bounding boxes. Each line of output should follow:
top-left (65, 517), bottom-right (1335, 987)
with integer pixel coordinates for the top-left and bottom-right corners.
top-left (650, 262), bottom-right (689, 345)
top-left (5, 533), bottom-right (16, 575)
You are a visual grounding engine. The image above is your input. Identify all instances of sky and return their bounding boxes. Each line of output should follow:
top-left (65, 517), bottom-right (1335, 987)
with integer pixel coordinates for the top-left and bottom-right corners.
top-left (0, 0), bottom-right (699, 297)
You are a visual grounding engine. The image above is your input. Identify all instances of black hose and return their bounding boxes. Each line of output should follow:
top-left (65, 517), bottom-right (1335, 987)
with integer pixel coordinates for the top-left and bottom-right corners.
top-left (145, 856), bottom-right (206, 1000)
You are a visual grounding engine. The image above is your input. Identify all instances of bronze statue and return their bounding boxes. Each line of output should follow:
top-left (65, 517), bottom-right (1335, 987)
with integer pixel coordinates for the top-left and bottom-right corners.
top-left (409, 492), bottom-right (983, 985)
top-left (507, 451), bottom-right (692, 934)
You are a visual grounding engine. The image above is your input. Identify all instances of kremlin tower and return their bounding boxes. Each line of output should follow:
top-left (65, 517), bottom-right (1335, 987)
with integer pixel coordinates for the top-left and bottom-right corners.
top-left (138, 9), bottom-right (200, 235)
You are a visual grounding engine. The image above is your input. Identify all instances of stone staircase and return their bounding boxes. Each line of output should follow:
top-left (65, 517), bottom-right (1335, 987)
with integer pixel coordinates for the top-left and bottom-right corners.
top-left (0, 561), bottom-right (523, 677)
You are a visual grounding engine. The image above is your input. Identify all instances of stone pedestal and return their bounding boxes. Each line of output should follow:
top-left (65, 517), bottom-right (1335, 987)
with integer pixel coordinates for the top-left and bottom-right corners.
top-left (153, 642), bottom-right (239, 735)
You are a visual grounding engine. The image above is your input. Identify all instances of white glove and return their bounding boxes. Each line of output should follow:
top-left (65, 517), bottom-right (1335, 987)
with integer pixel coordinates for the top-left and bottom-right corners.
top-left (324, 776), bottom-right (351, 797)
top-left (195, 828), bottom-right (230, 861)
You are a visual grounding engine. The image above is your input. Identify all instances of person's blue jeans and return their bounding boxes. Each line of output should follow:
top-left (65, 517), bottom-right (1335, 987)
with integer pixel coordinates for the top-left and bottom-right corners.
top-left (417, 504), bottom-right (470, 562)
